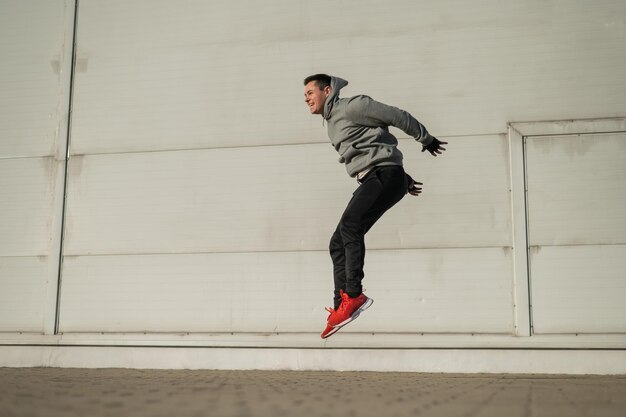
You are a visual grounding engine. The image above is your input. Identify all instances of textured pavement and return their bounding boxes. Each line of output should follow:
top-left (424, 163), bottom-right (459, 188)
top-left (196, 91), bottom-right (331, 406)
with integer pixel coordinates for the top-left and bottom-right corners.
top-left (1, 368), bottom-right (625, 417)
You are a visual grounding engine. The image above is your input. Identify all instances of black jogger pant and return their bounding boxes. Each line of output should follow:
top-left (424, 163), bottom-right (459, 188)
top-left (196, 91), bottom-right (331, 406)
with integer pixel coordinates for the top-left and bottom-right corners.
top-left (329, 165), bottom-right (408, 310)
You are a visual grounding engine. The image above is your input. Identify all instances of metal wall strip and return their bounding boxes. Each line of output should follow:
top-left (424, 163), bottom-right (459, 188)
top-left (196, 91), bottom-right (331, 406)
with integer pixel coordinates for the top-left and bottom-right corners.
top-left (54, 0), bottom-right (80, 335)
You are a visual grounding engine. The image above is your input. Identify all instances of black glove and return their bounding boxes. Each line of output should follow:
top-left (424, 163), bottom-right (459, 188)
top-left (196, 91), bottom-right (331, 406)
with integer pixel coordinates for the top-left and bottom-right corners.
top-left (421, 137), bottom-right (446, 156)
top-left (406, 174), bottom-right (423, 196)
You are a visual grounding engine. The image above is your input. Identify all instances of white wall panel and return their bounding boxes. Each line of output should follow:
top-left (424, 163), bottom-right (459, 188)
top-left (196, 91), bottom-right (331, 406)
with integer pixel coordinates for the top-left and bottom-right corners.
top-left (370, 135), bottom-right (511, 248)
top-left (63, 144), bottom-right (346, 255)
top-left (526, 133), bottom-right (626, 246)
top-left (71, 0), bottom-right (626, 155)
top-left (358, 247), bottom-right (513, 334)
top-left (530, 245), bottom-right (626, 334)
top-left (70, 0), bottom-right (313, 155)
top-left (58, 248), bottom-right (512, 334)
top-left (0, 0), bottom-right (74, 158)
top-left (63, 135), bottom-right (509, 256)
top-left (59, 252), bottom-right (327, 333)
top-left (0, 157), bottom-right (57, 256)
top-left (0, 257), bottom-right (48, 332)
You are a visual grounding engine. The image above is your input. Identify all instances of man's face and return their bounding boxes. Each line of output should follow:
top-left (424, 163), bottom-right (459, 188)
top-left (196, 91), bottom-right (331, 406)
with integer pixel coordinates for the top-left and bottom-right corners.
top-left (304, 81), bottom-right (331, 115)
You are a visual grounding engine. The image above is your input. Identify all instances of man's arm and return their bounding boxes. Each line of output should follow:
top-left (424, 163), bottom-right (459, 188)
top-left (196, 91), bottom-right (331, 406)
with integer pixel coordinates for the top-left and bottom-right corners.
top-left (344, 95), bottom-right (434, 145)
top-left (345, 95), bottom-right (448, 156)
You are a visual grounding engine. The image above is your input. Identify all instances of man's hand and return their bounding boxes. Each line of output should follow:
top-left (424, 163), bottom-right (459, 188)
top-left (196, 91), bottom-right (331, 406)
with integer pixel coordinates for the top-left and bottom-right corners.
top-left (406, 174), bottom-right (423, 196)
top-left (422, 137), bottom-right (447, 156)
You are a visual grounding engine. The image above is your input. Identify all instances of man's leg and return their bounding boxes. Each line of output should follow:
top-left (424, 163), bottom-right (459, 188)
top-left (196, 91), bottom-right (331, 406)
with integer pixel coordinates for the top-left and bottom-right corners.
top-left (323, 166), bottom-right (408, 333)
top-left (339, 166), bottom-right (408, 297)
top-left (329, 225), bottom-right (346, 310)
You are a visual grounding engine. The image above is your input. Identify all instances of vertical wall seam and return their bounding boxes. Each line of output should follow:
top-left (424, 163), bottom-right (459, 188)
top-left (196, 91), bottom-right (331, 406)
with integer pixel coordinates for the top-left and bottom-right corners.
top-left (521, 136), bottom-right (533, 335)
top-left (54, 0), bottom-right (80, 335)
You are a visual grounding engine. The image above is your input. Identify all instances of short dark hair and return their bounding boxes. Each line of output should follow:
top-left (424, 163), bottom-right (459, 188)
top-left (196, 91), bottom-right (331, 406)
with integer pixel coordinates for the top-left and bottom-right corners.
top-left (304, 74), bottom-right (331, 89)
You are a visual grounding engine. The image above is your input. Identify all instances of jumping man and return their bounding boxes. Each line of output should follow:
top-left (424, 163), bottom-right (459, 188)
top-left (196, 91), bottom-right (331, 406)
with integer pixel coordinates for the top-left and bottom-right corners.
top-left (303, 74), bottom-right (447, 339)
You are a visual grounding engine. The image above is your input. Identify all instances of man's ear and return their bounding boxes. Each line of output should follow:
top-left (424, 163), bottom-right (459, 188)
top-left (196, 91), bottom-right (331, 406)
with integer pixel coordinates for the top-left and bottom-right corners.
top-left (324, 86), bottom-right (332, 97)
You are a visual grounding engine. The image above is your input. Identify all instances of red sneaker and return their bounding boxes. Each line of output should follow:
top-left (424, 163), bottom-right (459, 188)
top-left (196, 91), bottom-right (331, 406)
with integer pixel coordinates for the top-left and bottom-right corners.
top-left (321, 307), bottom-right (341, 339)
top-left (327, 290), bottom-right (373, 328)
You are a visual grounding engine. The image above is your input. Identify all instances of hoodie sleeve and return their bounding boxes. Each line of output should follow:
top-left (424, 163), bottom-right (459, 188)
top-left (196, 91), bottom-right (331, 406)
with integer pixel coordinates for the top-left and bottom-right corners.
top-left (344, 95), bottom-right (434, 146)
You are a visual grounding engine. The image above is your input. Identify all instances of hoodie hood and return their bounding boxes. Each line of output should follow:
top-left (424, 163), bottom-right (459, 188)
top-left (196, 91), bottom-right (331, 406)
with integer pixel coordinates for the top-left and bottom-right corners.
top-left (323, 76), bottom-right (349, 120)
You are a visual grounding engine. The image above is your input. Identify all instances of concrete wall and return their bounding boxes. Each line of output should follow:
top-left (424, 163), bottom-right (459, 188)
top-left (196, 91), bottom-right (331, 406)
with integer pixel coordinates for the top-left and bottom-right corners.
top-left (1, 0), bottom-right (625, 363)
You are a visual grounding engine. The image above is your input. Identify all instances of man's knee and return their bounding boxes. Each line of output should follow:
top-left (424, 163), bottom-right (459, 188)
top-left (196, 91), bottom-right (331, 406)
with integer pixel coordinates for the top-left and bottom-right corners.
top-left (338, 219), bottom-right (362, 243)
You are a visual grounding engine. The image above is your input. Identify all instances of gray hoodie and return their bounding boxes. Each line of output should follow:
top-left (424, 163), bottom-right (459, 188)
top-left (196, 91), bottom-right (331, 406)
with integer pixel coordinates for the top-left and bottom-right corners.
top-left (323, 76), bottom-right (434, 177)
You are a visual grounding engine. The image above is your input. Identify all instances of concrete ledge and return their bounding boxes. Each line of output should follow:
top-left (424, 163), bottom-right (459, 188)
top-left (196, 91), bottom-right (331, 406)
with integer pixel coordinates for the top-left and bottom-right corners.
top-left (3, 332), bottom-right (626, 349)
top-left (2, 346), bottom-right (625, 374)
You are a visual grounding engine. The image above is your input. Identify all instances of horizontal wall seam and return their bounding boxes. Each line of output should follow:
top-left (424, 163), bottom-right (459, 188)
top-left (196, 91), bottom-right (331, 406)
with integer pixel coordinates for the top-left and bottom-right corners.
top-left (67, 133), bottom-right (505, 158)
top-left (61, 246), bottom-right (514, 257)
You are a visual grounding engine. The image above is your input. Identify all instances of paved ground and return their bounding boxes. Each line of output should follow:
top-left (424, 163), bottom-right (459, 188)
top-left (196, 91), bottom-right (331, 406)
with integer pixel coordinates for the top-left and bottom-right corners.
top-left (0, 368), bottom-right (625, 417)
